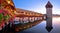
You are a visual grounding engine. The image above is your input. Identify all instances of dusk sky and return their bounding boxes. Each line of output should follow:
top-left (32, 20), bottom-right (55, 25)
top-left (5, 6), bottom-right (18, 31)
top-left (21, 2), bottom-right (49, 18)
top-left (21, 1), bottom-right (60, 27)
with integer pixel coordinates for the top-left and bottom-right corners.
top-left (13, 0), bottom-right (60, 14)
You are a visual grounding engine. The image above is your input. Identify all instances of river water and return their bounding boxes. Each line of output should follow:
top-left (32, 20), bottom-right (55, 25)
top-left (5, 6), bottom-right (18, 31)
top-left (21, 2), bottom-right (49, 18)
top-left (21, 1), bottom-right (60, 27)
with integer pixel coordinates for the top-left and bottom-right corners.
top-left (18, 17), bottom-right (60, 33)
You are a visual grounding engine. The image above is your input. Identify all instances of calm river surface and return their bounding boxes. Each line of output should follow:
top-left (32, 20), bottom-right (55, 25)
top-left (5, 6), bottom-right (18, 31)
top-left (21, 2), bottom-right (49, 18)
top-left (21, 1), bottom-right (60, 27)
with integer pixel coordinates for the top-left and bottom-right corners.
top-left (18, 17), bottom-right (60, 33)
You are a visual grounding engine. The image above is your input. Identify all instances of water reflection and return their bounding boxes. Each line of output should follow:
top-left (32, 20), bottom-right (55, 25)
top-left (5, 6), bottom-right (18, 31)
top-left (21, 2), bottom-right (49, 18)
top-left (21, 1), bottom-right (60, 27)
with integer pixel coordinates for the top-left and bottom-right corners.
top-left (18, 17), bottom-right (60, 33)
top-left (46, 17), bottom-right (53, 32)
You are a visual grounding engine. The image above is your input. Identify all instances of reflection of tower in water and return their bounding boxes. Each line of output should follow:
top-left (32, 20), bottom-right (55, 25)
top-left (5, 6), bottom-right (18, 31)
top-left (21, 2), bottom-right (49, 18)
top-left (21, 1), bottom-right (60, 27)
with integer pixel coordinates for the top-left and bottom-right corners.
top-left (45, 1), bottom-right (53, 32)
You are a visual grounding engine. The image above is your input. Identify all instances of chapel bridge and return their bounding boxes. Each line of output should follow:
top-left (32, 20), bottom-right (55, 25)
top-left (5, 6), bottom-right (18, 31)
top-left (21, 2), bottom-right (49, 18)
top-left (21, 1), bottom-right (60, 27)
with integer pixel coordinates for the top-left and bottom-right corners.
top-left (0, 9), bottom-right (45, 32)
top-left (0, 0), bottom-right (48, 33)
top-left (13, 11), bottom-right (45, 32)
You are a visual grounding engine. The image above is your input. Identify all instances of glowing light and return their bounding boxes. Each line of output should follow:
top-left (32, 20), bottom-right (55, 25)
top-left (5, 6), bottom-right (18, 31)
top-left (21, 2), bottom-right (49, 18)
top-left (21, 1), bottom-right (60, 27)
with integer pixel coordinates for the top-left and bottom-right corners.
top-left (8, 1), bottom-right (10, 3)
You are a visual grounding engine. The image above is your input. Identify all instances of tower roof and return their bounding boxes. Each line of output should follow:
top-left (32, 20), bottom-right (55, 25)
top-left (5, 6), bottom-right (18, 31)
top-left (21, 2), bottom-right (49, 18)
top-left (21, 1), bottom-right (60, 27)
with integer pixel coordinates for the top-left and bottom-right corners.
top-left (45, 1), bottom-right (53, 8)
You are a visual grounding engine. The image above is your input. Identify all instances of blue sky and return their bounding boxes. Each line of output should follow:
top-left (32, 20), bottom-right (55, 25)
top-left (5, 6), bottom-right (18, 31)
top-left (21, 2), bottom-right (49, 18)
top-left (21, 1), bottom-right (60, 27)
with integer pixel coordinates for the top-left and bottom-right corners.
top-left (13, 0), bottom-right (60, 14)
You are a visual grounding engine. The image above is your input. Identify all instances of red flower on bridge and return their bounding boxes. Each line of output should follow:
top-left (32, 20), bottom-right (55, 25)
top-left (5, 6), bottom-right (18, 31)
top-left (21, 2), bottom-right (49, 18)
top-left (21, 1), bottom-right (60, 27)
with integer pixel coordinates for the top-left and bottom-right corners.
top-left (0, 9), bottom-right (16, 28)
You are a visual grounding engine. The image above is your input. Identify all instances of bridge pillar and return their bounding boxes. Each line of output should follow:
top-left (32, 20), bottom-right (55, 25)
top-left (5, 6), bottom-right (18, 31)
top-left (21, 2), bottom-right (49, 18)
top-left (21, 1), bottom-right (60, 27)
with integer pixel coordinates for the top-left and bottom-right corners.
top-left (30, 17), bottom-right (33, 22)
top-left (32, 17), bottom-right (35, 22)
top-left (33, 17), bottom-right (35, 21)
top-left (42, 16), bottom-right (44, 20)
top-left (20, 17), bottom-right (23, 23)
top-left (23, 17), bottom-right (27, 23)
top-left (28, 17), bottom-right (30, 22)
top-left (36, 17), bottom-right (38, 20)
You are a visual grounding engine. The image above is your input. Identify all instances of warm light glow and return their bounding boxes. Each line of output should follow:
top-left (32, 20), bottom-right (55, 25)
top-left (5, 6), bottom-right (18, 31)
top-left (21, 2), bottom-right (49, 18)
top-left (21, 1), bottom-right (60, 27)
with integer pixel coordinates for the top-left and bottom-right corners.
top-left (14, 11), bottom-right (18, 14)
top-left (8, 1), bottom-right (10, 3)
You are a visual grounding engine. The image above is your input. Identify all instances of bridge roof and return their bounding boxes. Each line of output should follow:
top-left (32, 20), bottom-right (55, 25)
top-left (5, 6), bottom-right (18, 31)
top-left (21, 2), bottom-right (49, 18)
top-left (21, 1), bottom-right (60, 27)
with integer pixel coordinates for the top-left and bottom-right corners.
top-left (15, 8), bottom-right (43, 17)
top-left (16, 8), bottom-right (41, 14)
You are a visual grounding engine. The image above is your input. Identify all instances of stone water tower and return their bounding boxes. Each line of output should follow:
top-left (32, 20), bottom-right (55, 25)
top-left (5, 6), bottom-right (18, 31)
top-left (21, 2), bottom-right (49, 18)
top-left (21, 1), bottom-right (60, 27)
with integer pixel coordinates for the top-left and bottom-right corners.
top-left (45, 1), bottom-right (53, 32)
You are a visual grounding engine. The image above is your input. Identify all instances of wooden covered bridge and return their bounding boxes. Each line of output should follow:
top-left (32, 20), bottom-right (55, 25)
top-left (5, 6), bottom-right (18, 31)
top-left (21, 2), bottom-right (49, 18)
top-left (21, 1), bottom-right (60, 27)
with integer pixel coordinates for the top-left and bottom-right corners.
top-left (0, 0), bottom-right (45, 33)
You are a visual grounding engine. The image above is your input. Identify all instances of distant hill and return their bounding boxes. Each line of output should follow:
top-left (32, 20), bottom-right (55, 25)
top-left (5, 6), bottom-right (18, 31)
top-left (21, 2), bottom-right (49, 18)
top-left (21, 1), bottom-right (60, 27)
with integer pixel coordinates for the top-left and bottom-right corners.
top-left (44, 14), bottom-right (60, 17)
top-left (52, 14), bottom-right (60, 17)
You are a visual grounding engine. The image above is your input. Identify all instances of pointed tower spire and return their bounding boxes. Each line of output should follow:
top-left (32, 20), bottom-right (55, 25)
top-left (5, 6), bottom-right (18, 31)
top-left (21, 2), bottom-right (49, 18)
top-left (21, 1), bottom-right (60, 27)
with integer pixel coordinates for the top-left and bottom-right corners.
top-left (45, 1), bottom-right (53, 8)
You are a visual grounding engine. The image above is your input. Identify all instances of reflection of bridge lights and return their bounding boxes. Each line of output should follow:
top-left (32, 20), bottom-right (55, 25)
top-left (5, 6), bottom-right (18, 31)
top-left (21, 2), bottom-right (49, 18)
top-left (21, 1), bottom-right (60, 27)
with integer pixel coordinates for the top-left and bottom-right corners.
top-left (15, 28), bottom-right (19, 32)
top-left (19, 28), bottom-right (22, 30)
top-left (24, 27), bottom-right (26, 28)
top-left (27, 25), bottom-right (30, 28)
